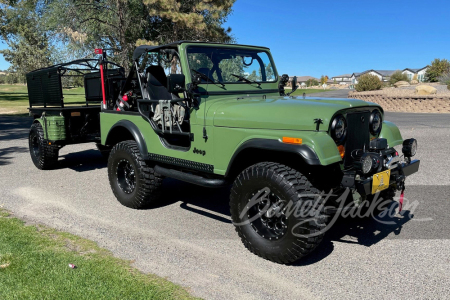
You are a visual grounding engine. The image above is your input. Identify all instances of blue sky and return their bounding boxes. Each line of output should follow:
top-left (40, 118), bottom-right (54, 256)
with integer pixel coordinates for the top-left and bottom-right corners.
top-left (1, 0), bottom-right (449, 77)
top-left (224, 0), bottom-right (450, 77)
top-left (0, 41), bottom-right (8, 71)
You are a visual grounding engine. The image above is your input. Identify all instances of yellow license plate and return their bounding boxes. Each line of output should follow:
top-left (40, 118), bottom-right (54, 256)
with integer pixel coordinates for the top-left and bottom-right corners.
top-left (372, 170), bottom-right (391, 194)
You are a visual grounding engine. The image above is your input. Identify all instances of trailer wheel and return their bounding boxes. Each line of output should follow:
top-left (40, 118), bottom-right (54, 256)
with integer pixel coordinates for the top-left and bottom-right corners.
top-left (108, 140), bottom-right (163, 209)
top-left (230, 162), bottom-right (328, 264)
top-left (29, 122), bottom-right (59, 170)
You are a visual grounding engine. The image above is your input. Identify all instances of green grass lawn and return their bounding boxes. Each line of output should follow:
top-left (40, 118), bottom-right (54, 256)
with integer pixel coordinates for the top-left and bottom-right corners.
top-left (0, 84), bottom-right (333, 115)
top-left (0, 84), bottom-right (85, 115)
top-left (0, 209), bottom-right (197, 300)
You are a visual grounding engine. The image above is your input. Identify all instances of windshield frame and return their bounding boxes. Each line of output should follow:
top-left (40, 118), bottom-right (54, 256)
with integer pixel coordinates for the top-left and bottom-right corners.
top-left (184, 45), bottom-right (278, 85)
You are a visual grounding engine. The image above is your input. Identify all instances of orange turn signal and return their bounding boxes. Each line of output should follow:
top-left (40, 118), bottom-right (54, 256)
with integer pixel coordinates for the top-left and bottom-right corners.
top-left (282, 137), bottom-right (302, 145)
top-left (337, 145), bottom-right (345, 158)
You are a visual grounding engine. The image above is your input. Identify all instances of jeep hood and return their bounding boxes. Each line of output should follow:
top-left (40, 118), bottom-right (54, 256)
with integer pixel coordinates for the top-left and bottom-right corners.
top-left (212, 96), bottom-right (380, 131)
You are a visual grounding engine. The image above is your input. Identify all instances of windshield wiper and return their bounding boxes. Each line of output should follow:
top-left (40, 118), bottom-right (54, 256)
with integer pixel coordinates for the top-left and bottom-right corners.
top-left (191, 69), bottom-right (225, 87)
top-left (231, 74), bottom-right (261, 87)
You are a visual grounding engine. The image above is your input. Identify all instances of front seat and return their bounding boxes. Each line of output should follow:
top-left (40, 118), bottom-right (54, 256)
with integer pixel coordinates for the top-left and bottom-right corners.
top-left (146, 65), bottom-right (172, 100)
top-left (146, 65), bottom-right (185, 129)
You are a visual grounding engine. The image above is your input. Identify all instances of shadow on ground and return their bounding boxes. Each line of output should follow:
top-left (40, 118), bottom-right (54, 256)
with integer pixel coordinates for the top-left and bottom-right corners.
top-left (0, 146), bottom-right (28, 165)
top-left (57, 149), bottom-right (107, 172)
top-left (155, 179), bottom-right (415, 265)
top-left (0, 116), bottom-right (33, 141)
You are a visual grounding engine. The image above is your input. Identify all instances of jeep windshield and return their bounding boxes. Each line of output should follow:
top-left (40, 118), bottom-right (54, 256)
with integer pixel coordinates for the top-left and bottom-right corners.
top-left (186, 46), bottom-right (277, 85)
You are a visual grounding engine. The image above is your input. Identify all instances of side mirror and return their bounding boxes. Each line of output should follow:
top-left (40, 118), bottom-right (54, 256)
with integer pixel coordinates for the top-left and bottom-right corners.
top-left (285, 76), bottom-right (298, 96)
top-left (167, 74), bottom-right (185, 93)
top-left (291, 76), bottom-right (298, 93)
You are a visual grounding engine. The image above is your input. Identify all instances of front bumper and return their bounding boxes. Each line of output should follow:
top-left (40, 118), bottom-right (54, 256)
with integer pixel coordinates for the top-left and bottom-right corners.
top-left (343, 159), bottom-right (420, 196)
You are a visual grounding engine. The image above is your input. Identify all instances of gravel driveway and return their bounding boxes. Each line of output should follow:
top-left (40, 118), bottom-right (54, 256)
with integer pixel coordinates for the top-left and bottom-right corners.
top-left (0, 114), bottom-right (449, 300)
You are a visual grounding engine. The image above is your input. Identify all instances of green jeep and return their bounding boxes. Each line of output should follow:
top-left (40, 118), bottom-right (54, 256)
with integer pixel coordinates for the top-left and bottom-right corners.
top-left (27, 41), bottom-right (420, 264)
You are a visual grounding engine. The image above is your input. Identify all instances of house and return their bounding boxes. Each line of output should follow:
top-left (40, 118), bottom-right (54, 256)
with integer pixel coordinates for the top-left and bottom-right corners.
top-left (351, 70), bottom-right (396, 84)
top-left (331, 74), bottom-right (352, 85)
top-left (351, 67), bottom-right (428, 84)
top-left (402, 67), bottom-right (428, 82)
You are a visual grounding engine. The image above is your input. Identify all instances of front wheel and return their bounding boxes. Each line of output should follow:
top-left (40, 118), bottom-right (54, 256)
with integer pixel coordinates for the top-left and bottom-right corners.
top-left (108, 140), bottom-right (163, 209)
top-left (230, 162), bottom-right (328, 264)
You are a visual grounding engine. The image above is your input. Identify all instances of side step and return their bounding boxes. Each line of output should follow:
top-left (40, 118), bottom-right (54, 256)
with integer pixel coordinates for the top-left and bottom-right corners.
top-left (154, 165), bottom-right (229, 188)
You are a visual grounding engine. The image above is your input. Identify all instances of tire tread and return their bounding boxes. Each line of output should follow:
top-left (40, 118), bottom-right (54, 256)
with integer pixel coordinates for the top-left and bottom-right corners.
top-left (108, 140), bottom-right (163, 209)
top-left (230, 162), bottom-right (328, 264)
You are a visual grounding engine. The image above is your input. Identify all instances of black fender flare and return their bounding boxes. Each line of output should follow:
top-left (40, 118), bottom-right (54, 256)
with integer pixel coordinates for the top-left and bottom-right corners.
top-left (105, 120), bottom-right (148, 160)
top-left (225, 138), bottom-right (322, 177)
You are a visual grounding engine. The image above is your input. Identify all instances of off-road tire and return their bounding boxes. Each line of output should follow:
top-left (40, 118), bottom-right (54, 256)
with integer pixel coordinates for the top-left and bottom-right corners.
top-left (29, 122), bottom-right (59, 170)
top-left (230, 162), bottom-right (328, 264)
top-left (108, 140), bottom-right (163, 209)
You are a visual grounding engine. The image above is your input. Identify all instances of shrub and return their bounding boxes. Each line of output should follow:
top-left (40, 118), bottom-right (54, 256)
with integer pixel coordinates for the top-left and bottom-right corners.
top-left (425, 58), bottom-right (450, 82)
top-left (381, 81), bottom-right (391, 88)
top-left (355, 74), bottom-right (382, 92)
top-left (306, 78), bottom-right (319, 87)
top-left (438, 72), bottom-right (450, 86)
top-left (389, 70), bottom-right (409, 85)
top-left (6, 74), bottom-right (18, 84)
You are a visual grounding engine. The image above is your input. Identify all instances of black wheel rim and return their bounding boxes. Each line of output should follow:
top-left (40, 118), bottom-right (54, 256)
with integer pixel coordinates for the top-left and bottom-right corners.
top-left (116, 159), bottom-right (136, 194)
top-left (31, 134), bottom-right (40, 158)
top-left (247, 189), bottom-right (288, 240)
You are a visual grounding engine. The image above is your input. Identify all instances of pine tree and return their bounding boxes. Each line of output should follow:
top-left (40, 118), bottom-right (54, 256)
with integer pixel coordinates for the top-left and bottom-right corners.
top-left (1, 0), bottom-right (236, 72)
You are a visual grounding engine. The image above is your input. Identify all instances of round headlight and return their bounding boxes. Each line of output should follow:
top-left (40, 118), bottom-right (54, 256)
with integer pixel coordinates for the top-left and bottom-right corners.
top-left (411, 140), bottom-right (417, 156)
top-left (370, 110), bottom-right (382, 135)
top-left (402, 138), bottom-right (417, 157)
top-left (361, 155), bottom-right (373, 174)
top-left (331, 115), bottom-right (347, 142)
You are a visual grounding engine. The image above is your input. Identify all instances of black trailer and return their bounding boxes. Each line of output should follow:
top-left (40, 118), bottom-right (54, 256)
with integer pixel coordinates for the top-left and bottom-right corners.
top-left (27, 55), bottom-right (125, 169)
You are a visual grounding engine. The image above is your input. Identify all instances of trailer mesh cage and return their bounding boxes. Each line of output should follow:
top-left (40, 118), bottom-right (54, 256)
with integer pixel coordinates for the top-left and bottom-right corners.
top-left (26, 58), bottom-right (125, 108)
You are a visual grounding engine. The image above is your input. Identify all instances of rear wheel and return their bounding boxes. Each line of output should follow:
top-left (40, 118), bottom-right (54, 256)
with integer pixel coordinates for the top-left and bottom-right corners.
top-left (29, 122), bottom-right (59, 170)
top-left (230, 162), bottom-right (328, 264)
top-left (108, 140), bottom-right (163, 209)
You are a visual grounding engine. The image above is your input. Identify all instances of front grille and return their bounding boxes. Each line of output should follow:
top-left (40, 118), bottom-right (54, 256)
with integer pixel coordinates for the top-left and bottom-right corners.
top-left (344, 111), bottom-right (370, 168)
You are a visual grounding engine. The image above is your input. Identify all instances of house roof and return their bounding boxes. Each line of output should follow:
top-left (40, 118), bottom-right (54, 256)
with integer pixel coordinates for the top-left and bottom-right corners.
top-left (374, 70), bottom-right (397, 76)
top-left (332, 74), bottom-right (352, 78)
top-left (352, 69), bottom-right (396, 77)
top-left (403, 66), bottom-right (428, 73)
